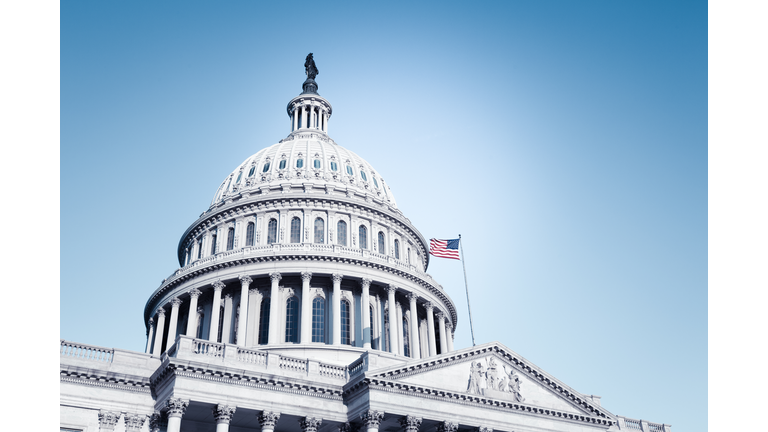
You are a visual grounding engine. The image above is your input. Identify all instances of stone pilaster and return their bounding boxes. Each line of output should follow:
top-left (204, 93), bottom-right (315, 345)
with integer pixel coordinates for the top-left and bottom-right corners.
top-left (259, 411), bottom-right (281, 432)
top-left (209, 280), bottom-right (225, 341)
top-left (152, 308), bottom-right (166, 356)
top-left (361, 410), bottom-right (385, 432)
top-left (221, 293), bottom-right (233, 343)
top-left (437, 311), bottom-right (447, 354)
top-left (145, 318), bottom-right (154, 354)
top-left (424, 301), bottom-right (437, 356)
top-left (407, 293), bottom-right (420, 359)
top-left (399, 415), bottom-right (422, 432)
top-left (148, 411), bottom-right (165, 432)
top-left (166, 297), bottom-right (182, 349)
top-left (97, 410), bottom-right (121, 432)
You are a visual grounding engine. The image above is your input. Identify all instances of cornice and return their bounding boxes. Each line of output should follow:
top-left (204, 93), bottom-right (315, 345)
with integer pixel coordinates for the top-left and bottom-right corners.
top-left (145, 251), bottom-right (457, 330)
top-left (60, 369), bottom-right (152, 394)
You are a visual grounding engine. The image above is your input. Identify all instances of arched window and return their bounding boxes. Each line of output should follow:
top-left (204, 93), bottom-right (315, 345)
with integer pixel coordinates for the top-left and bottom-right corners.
top-left (341, 300), bottom-right (351, 345)
top-left (378, 232), bottom-right (385, 254)
top-left (279, 159), bottom-right (286, 170)
top-left (359, 225), bottom-right (368, 249)
top-left (258, 300), bottom-right (270, 345)
top-left (227, 227), bottom-right (235, 251)
top-left (290, 217), bottom-right (301, 243)
top-left (296, 158), bottom-right (304, 169)
top-left (236, 171), bottom-right (242, 183)
top-left (245, 222), bottom-right (255, 246)
top-left (211, 231), bottom-right (218, 255)
top-left (314, 218), bottom-right (324, 243)
top-left (263, 162), bottom-right (271, 172)
top-left (330, 161), bottom-right (338, 172)
top-left (394, 239), bottom-right (400, 259)
top-left (313, 159), bottom-right (321, 169)
top-left (267, 219), bottom-right (277, 245)
top-left (346, 165), bottom-right (354, 176)
top-left (285, 297), bottom-right (299, 343)
top-left (337, 220), bottom-right (347, 246)
top-left (360, 171), bottom-right (368, 181)
top-left (312, 297), bottom-right (325, 343)
top-left (403, 317), bottom-right (411, 357)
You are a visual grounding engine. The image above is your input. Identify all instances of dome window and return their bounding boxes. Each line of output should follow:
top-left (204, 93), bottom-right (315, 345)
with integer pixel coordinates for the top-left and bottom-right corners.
top-left (248, 166), bottom-right (255, 177)
top-left (267, 219), bottom-right (278, 245)
top-left (263, 162), bottom-right (271, 173)
top-left (346, 165), bottom-right (354, 176)
top-left (314, 159), bottom-right (321, 169)
top-left (359, 225), bottom-right (368, 249)
top-left (236, 171), bottom-right (242, 184)
top-left (337, 220), bottom-right (347, 246)
top-left (296, 159), bottom-right (304, 169)
top-left (285, 297), bottom-right (299, 343)
top-left (330, 161), bottom-right (338, 172)
top-left (394, 239), bottom-right (400, 259)
top-left (279, 160), bottom-right (286, 170)
top-left (373, 177), bottom-right (379, 188)
top-left (360, 171), bottom-right (368, 181)
top-left (290, 217), bottom-right (301, 243)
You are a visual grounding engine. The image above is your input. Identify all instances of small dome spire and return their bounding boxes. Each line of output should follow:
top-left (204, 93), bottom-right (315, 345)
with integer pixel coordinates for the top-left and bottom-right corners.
top-left (287, 54), bottom-right (332, 135)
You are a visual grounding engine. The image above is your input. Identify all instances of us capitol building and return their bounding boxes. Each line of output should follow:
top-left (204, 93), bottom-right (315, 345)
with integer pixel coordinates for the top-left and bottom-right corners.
top-left (60, 56), bottom-right (671, 432)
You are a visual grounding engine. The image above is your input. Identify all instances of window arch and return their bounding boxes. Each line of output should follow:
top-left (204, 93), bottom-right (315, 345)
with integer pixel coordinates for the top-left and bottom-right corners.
top-left (341, 299), bottom-right (351, 345)
top-left (337, 220), bottom-right (347, 246)
top-left (285, 297), bottom-right (299, 343)
top-left (314, 218), bottom-right (324, 243)
top-left (394, 239), bottom-right (400, 259)
top-left (290, 217), bottom-right (301, 243)
top-left (245, 222), bottom-right (255, 246)
top-left (258, 300), bottom-right (270, 345)
top-left (359, 225), bottom-right (368, 249)
top-left (378, 232), bottom-right (385, 254)
top-left (227, 227), bottom-right (235, 251)
top-left (403, 317), bottom-right (411, 357)
top-left (312, 297), bottom-right (325, 343)
top-left (267, 219), bottom-right (277, 244)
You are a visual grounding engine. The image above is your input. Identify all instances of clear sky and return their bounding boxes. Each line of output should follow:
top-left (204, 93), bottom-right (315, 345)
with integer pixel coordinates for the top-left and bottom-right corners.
top-left (60, 2), bottom-right (706, 431)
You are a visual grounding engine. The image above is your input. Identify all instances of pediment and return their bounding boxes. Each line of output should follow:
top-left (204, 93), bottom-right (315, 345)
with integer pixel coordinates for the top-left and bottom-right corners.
top-left (366, 342), bottom-right (611, 419)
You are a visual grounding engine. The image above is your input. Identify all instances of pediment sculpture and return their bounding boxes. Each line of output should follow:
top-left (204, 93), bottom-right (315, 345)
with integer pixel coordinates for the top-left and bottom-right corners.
top-left (467, 357), bottom-right (524, 402)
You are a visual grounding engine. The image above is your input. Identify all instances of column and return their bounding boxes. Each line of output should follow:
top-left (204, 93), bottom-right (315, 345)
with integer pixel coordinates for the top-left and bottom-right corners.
top-left (425, 302), bottom-right (437, 357)
top-left (399, 416), bottom-right (422, 432)
top-left (361, 278), bottom-right (372, 349)
top-left (268, 272), bottom-right (281, 344)
top-left (324, 111), bottom-right (329, 135)
top-left (165, 398), bottom-right (188, 432)
top-left (185, 288), bottom-right (202, 336)
top-left (166, 298), bottom-right (182, 349)
top-left (293, 107), bottom-right (298, 131)
top-left (221, 293), bottom-right (233, 343)
top-left (237, 275), bottom-right (252, 346)
top-left (98, 410), bottom-right (121, 432)
top-left (407, 293), bottom-right (421, 359)
top-left (300, 271), bottom-right (313, 343)
top-left (149, 412), bottom-right (164, 432)
top-left (208, 281), bottom-right (225, 341)
top-left (249, 288), bottom-right (262, 346)
top-left (300, 417), bottom-right (323, 432)
top-left (301, 105), bottom-right (307, 129)
top-left (436, 422), bottom-right (458, 432)
top-left (213, 405), bottom-right (237, 432)
top-left (361, 410), bottom-right (384, 432)
top-left (447, 323), bottom-right (454, 352)
top-left (152, 308), bottom-right (166, 356)
top-left (437, 311), bottom-right (447, 354)
top-left (332, 273), bottom-right (343, 345)
top-left (124, 413), bottom-right (147, 432)
top-left (397, 302), bottom-right (405, 355)
top-left (386, 285), bottom-right (398, 354)
top-left (259, 411), bottom-right (281, 432)
top-left (145, 318), bottom-right (154, 354)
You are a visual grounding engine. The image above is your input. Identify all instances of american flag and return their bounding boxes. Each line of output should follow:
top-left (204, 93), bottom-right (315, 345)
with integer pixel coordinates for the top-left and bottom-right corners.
top-left (429, 238), bottom-right (460, 260)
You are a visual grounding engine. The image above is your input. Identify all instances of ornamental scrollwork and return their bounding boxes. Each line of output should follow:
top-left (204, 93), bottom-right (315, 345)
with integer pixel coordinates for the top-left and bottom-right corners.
top-left (332, 273), bottom-right (343, 283)
top-left (189, 288), bottom-right (202, 299)
top-left (124, 413), bottom-right (147, 432)
top-left (301, 271), bottom-right (313, 282)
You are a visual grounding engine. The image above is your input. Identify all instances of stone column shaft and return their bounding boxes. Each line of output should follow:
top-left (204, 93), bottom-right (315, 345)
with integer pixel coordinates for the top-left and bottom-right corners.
top-left (268, 272), bottom-right (281, 344)
top-left (447, 323), bottom-right (454, 352)
top-left (301, 271), bottom-right (313, 343)
top-left (165, 398), bottom-right (188, 432)
top-left (185, 288), bottom-right (202, 336)
top-left (152, 308), bottom-right (166, 356)
top-left (408, 293), bottom-right (421, 359)
top-left (237, 276), bottom-right (252, 346)
top-left (221, 294), bottom-right (233, 343)
top-left (425, 302), bottom-right (437, 357)
top-left (209, 281), bottom-right (225, 341)
top-left (332, 273), bottom-right (342, 345)
top-left (166, 298), bottom-right (182, 349)
top-left (361, 278), bottom-right (372, 349)
top-left (259, 411), bottom-right (281, 432)
top-left (214, 404), bottom-right (236, 432)
top-left (437, 312), bottom-right (448, 354)
top-left (387, 285), bottom-right (398, 354)
top-left (145, 318), bottom-right (154, 354)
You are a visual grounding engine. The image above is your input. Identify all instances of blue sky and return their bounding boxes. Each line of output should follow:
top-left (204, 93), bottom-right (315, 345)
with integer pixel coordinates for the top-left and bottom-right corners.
top-left (59, 2), bottom-right (706, 431)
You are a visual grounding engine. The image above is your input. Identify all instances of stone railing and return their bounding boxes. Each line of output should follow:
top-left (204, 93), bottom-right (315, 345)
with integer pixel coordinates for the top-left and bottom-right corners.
top-left (279, 354), bottom-right (308, 372)
top-left (237, 347), bottom-right (267, 365)
top-left (319, 362), bottom-right (347, 379)
top-left (616, 416), bottom-right (671, 432)
top-left (192, 339), bottom-right (224, 357)
top-left (60, 340), bottom-right (114, 362)
top-left (348, 356), bottom-right (366, 378)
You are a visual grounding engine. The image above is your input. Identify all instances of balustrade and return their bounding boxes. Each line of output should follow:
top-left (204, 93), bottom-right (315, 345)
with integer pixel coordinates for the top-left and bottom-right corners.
top-left (237, 347), bottom-right (267, 365)
top-left (193, 339), bottom-right (224, 357)
top-left (60, 340), bottom-right (114, 362)
top-left (348, 357), bottom-right (365, 377)
top-left (624, 419), bottom-right (642, 430)
top-left (318, 363), bottom-right (346, 379)
top-left (279, 355), bottom-right (308, 372)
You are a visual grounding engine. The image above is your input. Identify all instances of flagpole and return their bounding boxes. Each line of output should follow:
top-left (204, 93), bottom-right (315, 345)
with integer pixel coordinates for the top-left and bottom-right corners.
top-left (459, 234), bottom-right (476, 347)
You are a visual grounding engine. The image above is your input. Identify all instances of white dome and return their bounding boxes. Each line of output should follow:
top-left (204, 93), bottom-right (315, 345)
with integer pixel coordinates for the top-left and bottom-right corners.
top-left (210, 132), bottom-right (397, 209)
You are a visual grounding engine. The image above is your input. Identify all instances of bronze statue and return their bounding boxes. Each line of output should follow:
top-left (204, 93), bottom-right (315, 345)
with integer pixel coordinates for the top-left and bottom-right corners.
top-left (305, 53), bottom-right (318, 80)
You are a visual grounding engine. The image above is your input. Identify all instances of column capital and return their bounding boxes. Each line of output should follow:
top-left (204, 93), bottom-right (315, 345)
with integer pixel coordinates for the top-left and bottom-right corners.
top-left (149, 411), bottom-right (165, 432)
top-left (424, 301), bottom-right (434, 312)
top-left (197, 306), bottom-right (205, 314)
top-left (436, 422), bottom-right (458, 432)
top-left (477, 427), bottom-right (494, 432)
top-left (239, 275), bottom-right (253, 285)
top-left (259, 411), bottom-right (281, 429)
top-left (301, 271), bottom-right (313, 282)
top-left (148, 317), bottom-right (154, 326)
top-left (436, 311), bottom-right (445, 320)
top-left (213, 280), bottom-right (226, 291)
top-left (269, 272), bottom-right (282, 283)
top-left (124, 413), bottom-right (147, 432)
top-left (189, 288), bottom-right (202, 299)
top-left (339, 423), bottom-right (360, 432)
top-left (156, 307), bottom-right (166, 317)
top-left (224, 293), bottom-right (233, 301)
top-left (98, 410), bottom-right (121, 431)
top-left (332, 273), bottom-right (344, 283)
top-left (360, 278), bottom-right (372, 288)
top-left (386, 284), bottom-right (397, 294)
top-left (399, 415), bottom-right (422, 432)
top-left (170, 297), bottom-right (182, 307)
top-left (407, 292), bottom-right (419, 302)
top-left (361, 410), bottom-right (384, 428)
top-left (213, 404), bottom-right (237, 424)
top-left (299, 417), bottom-right (323, 432)
top-left (165, 398), bottom-right (189, 418)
